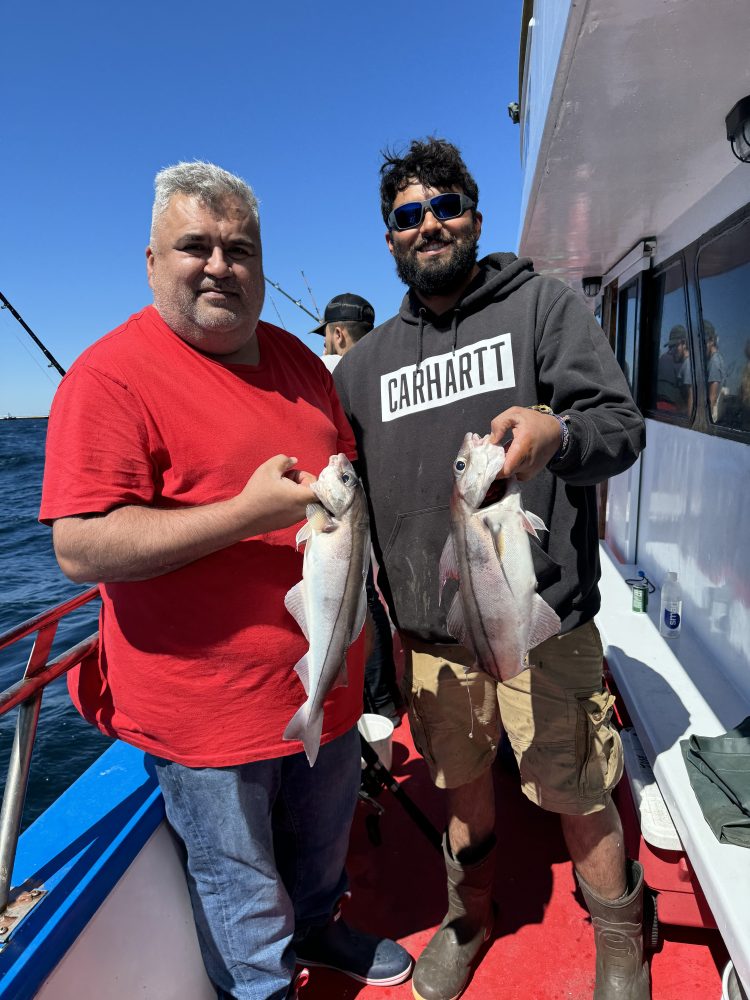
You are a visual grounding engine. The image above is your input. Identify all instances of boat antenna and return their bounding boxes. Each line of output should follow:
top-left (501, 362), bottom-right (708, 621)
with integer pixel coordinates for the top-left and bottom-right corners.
top-left (0, 291), bottom-right (66, 377)
top-left (264, 277), bottom-right (321, 323)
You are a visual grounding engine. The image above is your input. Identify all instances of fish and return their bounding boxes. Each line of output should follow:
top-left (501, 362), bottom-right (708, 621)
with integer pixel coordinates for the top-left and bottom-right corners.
top-left (439, 432), bottom-right (561, 682)
top-left (283, 453), bottom-right (370, 765)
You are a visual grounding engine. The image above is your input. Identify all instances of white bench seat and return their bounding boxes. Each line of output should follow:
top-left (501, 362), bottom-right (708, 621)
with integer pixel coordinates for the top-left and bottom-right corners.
top-left (595, 542), bottom-right (750, 993)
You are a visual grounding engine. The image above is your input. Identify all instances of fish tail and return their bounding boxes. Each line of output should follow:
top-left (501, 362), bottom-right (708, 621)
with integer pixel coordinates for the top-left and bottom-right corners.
top-left (283, 702), bottom-right (324, 767)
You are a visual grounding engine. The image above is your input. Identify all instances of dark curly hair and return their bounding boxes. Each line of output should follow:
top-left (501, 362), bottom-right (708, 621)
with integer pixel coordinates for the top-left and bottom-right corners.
top-left (379, 137), bottom-right (479, 226)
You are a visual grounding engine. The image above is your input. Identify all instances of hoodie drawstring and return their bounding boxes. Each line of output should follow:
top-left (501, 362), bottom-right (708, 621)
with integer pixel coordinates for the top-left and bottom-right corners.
top-left (417, 308), bottom-right (426, 369)
top-left (416, 306), bottom-right (461, 367)
top-left (451, 308), bottom-right (460, 355)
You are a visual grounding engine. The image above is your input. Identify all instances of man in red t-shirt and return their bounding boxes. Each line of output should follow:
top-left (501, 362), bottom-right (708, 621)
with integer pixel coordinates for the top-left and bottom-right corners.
top-left (40, 162), bottom-right (411, 1000)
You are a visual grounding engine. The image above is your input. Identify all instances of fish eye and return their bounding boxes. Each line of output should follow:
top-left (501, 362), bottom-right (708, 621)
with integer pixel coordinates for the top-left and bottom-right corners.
top-left (341, 473), bottom-right (351, 484)
top-left (455, 460), bottom-right (466, 472)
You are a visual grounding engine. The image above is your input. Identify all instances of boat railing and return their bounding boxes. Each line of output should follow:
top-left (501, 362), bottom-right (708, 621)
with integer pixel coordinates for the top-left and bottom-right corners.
top-left (0, 587), bottom-right (100, 919)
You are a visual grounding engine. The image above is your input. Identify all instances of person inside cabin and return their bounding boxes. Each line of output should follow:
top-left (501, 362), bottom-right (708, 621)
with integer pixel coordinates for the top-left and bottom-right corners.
top-left (39, 162), bottom-right (412, 1000)
top-left (656, 324), bottom-right (692, 415)
top-left (311, 293), bottom-right (403, 728)
top-left (333, 137), bottom-right (650, 1000)
top-left (704, 320), bottom-right (727, 422)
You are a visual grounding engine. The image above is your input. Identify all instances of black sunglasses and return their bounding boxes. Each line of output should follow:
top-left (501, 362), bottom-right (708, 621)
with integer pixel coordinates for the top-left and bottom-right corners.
top-left (387, 193), bottom-right (476, 232)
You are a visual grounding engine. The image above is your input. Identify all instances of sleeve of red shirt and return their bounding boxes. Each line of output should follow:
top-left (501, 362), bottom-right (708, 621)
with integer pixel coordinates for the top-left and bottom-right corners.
top-left (40, 365), bottom-right (156, 524)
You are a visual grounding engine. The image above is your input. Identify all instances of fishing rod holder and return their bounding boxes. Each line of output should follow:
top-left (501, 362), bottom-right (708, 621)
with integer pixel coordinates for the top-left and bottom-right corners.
top-left (358, 733), bottom-right (442, 854)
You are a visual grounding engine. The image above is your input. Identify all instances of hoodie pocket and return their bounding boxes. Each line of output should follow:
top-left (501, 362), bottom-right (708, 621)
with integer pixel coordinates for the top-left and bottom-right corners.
top-left (381, 505), bottom-right (451, 641)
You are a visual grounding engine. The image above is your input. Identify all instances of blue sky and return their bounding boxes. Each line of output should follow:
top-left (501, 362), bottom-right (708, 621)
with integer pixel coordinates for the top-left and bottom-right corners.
top-left (1, 1), bottom-right (524, 416)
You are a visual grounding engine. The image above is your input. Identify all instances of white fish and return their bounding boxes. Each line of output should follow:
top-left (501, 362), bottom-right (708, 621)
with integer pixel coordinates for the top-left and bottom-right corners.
top-left (283, 454), bottom-right (370, 765)
top-left (439, 433), bottom-right (561, 682)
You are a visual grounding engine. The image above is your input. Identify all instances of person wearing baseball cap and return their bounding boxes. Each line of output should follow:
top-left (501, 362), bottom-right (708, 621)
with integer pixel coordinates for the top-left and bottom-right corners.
top-left (312, 293), bottom-right (375, 369)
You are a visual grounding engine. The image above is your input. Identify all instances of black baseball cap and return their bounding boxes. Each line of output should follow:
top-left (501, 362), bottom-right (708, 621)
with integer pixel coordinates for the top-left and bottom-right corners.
top-left (311, 293), bottom-right (375, 335)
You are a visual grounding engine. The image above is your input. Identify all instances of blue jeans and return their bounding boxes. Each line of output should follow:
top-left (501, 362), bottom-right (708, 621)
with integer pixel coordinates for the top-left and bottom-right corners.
top-left (152, 725), bottom-right (361, 1000)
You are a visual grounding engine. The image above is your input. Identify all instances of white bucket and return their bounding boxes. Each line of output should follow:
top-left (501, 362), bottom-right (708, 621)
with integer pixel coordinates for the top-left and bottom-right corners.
top-left (722, 960), bottom-right (748, 1000)
top-left (357, 713), bottom-right (394, 772)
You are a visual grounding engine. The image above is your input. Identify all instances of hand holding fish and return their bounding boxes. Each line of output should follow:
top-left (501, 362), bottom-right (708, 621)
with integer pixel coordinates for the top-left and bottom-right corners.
top-left (489, 406), bottom-right (561, 481)
top-left (233, 454), bottom-right (317, 535)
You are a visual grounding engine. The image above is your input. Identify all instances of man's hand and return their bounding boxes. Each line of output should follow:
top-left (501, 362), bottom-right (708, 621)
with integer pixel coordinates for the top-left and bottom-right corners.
top-left (489, 406), bottom-right (562, 481)
top-left (232, 455), bottom-right (317, 536)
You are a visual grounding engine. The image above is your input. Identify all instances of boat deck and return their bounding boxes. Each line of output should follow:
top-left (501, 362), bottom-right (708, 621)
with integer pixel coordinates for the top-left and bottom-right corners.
top-left (303, 714), bottom-right (727, 1000)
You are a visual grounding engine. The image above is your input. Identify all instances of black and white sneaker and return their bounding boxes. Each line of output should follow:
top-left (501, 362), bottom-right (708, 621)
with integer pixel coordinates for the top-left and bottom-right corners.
top-left (295, 909), bottom-right (412, 987)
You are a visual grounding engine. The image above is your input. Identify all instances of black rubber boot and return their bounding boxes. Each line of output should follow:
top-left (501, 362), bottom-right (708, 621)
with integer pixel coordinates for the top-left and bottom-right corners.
top-left (412, 834), bottom-right (496, 1000)
top-left (577, 859), bottom-right (651, 999)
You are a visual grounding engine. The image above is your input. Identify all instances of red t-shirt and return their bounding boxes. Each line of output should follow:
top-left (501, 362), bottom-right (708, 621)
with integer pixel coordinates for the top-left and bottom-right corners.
top-left (40, 306), bottom-right (364, 766)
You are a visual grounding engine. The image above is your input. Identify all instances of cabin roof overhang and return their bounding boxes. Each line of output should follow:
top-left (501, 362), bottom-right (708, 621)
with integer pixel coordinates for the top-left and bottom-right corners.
top-left (518, 0), bottom-right (750, 286)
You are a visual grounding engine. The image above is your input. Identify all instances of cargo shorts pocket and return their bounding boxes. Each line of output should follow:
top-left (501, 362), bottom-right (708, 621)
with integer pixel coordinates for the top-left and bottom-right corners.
top-left (575, 689), bottom-right (623, 800)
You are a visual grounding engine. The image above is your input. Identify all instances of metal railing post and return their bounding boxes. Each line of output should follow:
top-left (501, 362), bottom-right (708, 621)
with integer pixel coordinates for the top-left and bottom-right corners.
top-left (0, 693), bottom-right (43, 912)
top-left (0, 622), bottom-right (57, 913)
top-left (0, 587), bottom-right (101, 922)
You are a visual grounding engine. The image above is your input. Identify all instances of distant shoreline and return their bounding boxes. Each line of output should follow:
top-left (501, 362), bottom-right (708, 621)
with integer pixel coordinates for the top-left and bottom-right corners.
top-left (0, 416), bottom-right (49, 421)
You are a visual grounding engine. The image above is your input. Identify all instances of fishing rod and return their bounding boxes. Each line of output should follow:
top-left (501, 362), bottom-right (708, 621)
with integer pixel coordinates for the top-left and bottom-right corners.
top-left (300, 271), bottom-right (321, 321)
top-left (0, 292), bottom-right (66, 378)
top-left (264, 277), bottom-right (321, 324)
top-left (1, 277), bottom-right (319, 381)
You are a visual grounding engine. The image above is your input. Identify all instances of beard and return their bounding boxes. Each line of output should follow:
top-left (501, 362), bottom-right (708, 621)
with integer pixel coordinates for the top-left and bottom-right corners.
top-left (392, 230), bottom-right (479, 297)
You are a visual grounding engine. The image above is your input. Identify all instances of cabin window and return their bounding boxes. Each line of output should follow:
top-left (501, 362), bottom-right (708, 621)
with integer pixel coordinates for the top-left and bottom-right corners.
top-left (643, 261), bottom-right (693, 419)
top-left (697, 215), bottom-right (750, 433)
top-left (616, 280), bottom-right (639, 393)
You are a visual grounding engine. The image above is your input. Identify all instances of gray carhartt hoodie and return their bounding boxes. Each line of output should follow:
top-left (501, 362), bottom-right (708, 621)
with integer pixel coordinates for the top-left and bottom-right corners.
top-left (334, 253), bottom-right (645, 642)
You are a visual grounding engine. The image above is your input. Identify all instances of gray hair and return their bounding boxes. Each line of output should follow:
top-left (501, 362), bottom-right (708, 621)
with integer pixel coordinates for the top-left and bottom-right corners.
top-left (150, 161), bottom-right (259, 243)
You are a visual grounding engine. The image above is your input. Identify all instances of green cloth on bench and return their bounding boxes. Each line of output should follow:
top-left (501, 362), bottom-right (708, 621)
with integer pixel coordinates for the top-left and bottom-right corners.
top-left (681, 716), bottom-right (750, 848)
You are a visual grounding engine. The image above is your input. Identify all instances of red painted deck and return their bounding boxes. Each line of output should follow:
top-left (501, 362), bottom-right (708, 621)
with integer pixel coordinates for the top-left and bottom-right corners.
top-left (303, 715), bottom-right (727, 1000)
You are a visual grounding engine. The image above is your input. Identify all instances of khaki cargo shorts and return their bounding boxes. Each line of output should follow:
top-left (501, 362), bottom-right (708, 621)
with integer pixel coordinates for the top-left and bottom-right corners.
top-left (403, 620), bottom-right (623, 815)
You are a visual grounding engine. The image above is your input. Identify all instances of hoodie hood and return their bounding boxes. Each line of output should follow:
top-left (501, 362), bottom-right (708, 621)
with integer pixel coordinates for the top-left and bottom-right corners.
top-left (397, 253), bottom-right (537, 367)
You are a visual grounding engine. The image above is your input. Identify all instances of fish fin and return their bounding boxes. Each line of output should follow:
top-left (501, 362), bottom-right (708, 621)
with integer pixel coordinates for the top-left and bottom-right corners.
top-left (527, 593), bottom-right (562, 650)
top-left (306, 503), bottom-right (337, 532)
top-left (295, 522), bottom-right (312, 548)
top-left (520, 509), bottom-right (548, 539)
top-left (296, 504), bottom-right (336, 548)
top-left (439, 534), bottom-right (459, 600)
top-left (445, 593), bottom-right (469, 647)
top-left (484, 516), bottom-right (505, 561)
top-left (291, 651), bottom-right (310, 694)
top-left (283, 702), bottom-right (324, 767)
top-left (284, 583), bottom-right (310, 642)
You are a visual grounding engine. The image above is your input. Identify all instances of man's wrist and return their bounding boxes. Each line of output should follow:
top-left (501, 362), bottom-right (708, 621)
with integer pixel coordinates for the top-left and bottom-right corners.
top-left (528, 404), bottom-right (570, 464)
top-left (549, 414), bottom-right (570, 462)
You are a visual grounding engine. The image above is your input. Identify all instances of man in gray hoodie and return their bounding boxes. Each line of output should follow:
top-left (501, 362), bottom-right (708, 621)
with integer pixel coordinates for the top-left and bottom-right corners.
top-left (333, 138), bottom-right (649, 1000)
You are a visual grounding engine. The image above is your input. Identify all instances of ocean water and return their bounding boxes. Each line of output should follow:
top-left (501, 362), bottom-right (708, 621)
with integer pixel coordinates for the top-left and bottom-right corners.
top-left (0, 419), bottom-right (111, 830)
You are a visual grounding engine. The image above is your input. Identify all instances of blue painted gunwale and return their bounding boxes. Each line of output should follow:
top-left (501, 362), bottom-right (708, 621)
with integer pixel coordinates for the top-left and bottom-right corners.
top-left (0, 741), bottom-right (163, 999)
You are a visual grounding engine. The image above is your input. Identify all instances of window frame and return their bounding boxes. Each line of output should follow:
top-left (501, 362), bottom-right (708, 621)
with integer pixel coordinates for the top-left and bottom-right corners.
top-left (693, 204), bottom-right (750, 442)
top-left (616, 276), bottom-right (641, 400)
top-left (639, 255), bottom-right (695, 426)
